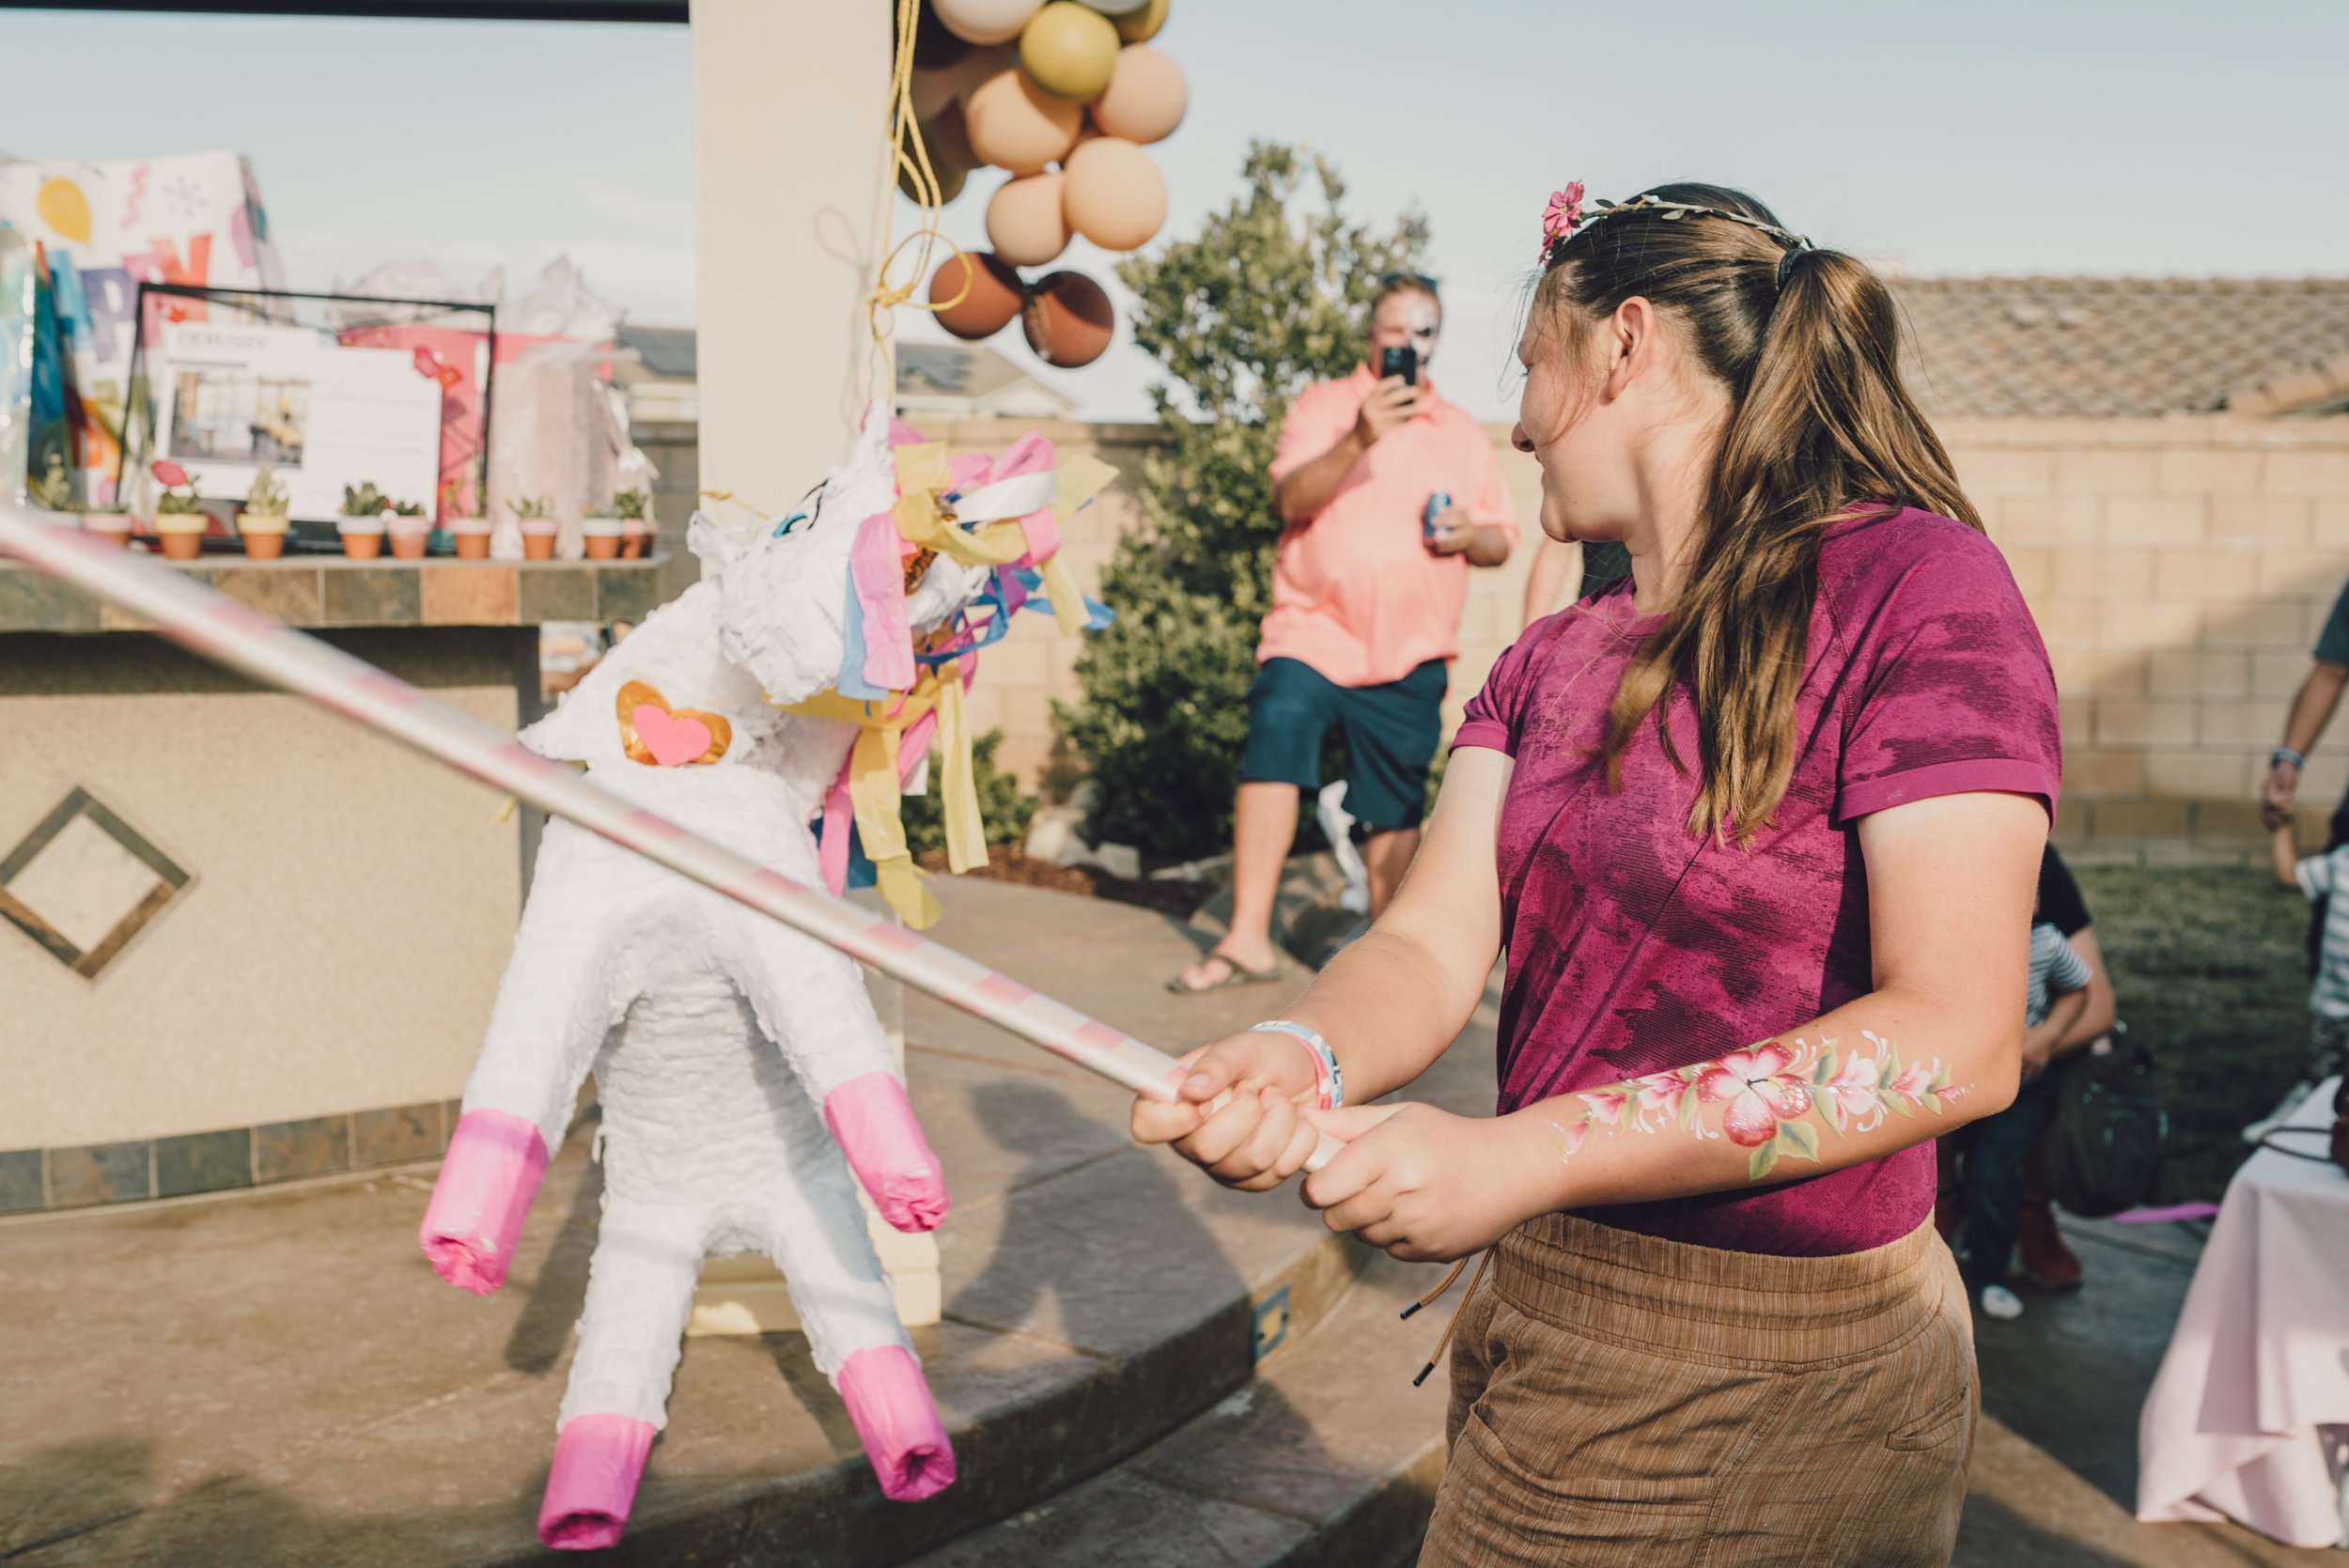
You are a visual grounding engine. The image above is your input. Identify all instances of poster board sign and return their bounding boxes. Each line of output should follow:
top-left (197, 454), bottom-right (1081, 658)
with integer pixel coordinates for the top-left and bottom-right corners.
top-left (0, 150), bottom-right (282, 498)
top-left (151, 319), bottom-right (441, 521)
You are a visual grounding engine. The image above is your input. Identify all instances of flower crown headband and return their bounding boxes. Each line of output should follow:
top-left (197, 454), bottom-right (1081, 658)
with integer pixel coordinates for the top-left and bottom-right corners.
top-left (1542, 183), bottom-right (1817, 286)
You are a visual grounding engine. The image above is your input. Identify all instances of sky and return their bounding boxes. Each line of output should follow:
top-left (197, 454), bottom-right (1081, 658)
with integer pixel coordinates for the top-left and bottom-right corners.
top-left (3, 1), bottom-right (2343, 423)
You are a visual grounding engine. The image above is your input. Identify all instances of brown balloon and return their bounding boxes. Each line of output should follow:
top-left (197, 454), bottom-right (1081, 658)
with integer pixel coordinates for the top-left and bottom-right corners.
top-left (1021, 269), bottom-right (1114, 367)
top-left (930, 251), bottom-right (1026, 340)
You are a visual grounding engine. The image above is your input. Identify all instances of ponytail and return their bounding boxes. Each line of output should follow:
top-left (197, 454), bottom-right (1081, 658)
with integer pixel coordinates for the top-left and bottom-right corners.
top-left (1541, 184), bottom-right (1977, 845)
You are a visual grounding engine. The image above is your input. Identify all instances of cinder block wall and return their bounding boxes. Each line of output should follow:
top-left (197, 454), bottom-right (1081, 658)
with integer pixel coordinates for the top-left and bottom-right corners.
top-left (897, 416), bottom-right (2349, 862)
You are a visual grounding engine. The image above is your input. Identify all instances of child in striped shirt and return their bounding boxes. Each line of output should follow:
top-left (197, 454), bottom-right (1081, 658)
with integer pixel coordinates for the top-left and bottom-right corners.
top-left (1959, 921), bottom-right (2094, 1321)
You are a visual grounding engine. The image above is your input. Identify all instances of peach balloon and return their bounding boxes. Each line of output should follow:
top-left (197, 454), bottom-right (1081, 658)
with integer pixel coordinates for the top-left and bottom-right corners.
top-left (1112, 0), bottom-right (1168, 43)
top-left (1018, 2), bottom-right (1119, 101)
top-left (963, 68), bottom-right (1083, 174)
top-left (1061, 136), bottom-right (1167, 252)
top-left (931, 0), bottom-right (1040, 46)
top-left (930, 251), bottom-right (1026, 340)
top-left (987, 171), bottom-right (1071, 267)
top-left (1089, 45), bottom-right (1186, 144)
top-left (1022, 270), bottom-right (1115, 368)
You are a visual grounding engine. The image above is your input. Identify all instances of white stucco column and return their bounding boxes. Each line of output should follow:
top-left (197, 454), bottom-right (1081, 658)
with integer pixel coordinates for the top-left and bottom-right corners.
top-left (683, 0), bottom-right (937, 1334)
top-left (689, 0), bottom-right (894, 533)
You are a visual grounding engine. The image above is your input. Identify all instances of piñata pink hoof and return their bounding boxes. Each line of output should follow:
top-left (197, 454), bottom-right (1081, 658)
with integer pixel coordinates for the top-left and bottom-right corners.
top-left (538, 1413), bottom-right (656, 1550)
top-left (419, 1109), bottom-right (548, 1295)
top-left (838, 1344), bottom-right (956, 1501)
top-left (823, 1073), bottom-right (950, 1234)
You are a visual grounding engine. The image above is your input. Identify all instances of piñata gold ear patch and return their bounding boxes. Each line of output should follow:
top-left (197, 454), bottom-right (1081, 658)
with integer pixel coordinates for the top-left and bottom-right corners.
top-left (616, 680), bottom-right (731, 768)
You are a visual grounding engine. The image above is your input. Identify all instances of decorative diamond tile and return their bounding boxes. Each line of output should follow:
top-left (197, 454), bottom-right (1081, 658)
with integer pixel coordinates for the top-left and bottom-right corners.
top-left (0, 789), bottom-right (192, 979)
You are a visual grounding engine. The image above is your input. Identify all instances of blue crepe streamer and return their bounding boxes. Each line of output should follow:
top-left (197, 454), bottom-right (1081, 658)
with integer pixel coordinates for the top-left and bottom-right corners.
top-left (835, 570), bottom-right (891, 701)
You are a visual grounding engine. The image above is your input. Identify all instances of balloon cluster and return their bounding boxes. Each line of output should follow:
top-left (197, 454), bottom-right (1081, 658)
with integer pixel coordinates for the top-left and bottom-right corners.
top-left (906, 0), bottom-right (1185, 368)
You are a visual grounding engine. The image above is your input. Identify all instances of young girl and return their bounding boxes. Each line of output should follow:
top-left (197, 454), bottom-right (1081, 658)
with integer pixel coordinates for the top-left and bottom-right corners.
top-left (1132, 182), bottom-right (2059, 1566)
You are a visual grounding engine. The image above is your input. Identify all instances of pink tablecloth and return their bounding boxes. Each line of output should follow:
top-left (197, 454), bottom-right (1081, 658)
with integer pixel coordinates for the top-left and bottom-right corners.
top-left (2138, 1077), bottom-right (2348, 1547)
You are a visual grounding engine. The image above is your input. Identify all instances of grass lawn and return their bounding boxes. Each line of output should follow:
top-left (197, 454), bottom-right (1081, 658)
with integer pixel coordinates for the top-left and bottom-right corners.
top-left (2073, 862), bottom-right (2318, 1202)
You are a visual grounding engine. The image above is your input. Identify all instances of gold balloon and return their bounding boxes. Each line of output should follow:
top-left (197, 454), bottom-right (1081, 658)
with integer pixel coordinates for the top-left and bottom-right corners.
top-left (1113, 0), bottom-right (1168, 43)
top-left (1019, 2), bottom-right (1120, 101)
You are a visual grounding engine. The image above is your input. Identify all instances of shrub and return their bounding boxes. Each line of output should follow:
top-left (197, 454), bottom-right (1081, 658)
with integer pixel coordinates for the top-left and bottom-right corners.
top-left (1057, 143), bottom-right (1429, 862)
top-left (901, 728), bottom-right (1037, 858)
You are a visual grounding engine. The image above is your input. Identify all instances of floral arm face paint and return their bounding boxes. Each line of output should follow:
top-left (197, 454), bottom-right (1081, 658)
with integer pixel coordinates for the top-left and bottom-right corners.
top-left (1543, 1030), bottom-right (1964, 1185)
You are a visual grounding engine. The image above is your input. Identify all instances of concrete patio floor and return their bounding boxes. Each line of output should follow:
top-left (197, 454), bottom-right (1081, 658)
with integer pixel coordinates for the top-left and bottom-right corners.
top-left (1, 876), bottom-right (2336, 1565)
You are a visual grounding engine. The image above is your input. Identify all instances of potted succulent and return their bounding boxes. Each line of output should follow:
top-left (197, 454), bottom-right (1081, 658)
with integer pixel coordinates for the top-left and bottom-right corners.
top-left (614, 488), bottom-right (652, 558)
top-left (81, 495), bottom-right (132, 549)
top-left (581, 494), bottom-right (626, 561)
top-left (237, 467), bottom-right (291, 560)
top-left (385, 497), bottom-right (431, 560)
top-left (151, 460), bottom-right (210, 561)
top-left (441, 477), bottom-right (492, 559)
top-left (338, 482), bottom-right (390, 560)
top-left (509, 495), bottom-right (558, 561)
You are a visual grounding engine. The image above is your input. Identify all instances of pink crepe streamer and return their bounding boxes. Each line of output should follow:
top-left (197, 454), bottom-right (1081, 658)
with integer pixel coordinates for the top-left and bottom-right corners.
top-left (813, 694), bottom-right (937, 897)
top-left (837, 1345), bottom-right (956, 1501)
top-left (824, 1072), bottom-right (949, 1232)
top-left (851, 511), bottom-right (916, 692)
top-left (539, 1413), bottom-right (655, 1550)
top-left (886, 417), bottom-right (926, 449)
top-left (2111, 1202), bottom-right (2222, 1225)
top-left (944, 451), bottom-right (993, 494)
top-left (0, 505), bottom-right (1350, 1183)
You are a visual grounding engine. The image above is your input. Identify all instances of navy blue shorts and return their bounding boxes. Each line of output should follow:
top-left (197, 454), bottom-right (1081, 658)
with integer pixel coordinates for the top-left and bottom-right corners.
top-left (1238, 657), bottom-right (1447, 832)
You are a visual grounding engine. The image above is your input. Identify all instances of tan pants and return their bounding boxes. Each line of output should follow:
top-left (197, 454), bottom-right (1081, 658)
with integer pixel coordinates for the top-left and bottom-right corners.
top-left (1422, 1214), bottom-right (1975, 1567)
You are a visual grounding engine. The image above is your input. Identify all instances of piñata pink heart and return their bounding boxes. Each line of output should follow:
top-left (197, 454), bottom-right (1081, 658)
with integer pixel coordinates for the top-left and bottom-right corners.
top-left (631, 704), bottom-right (713, 768)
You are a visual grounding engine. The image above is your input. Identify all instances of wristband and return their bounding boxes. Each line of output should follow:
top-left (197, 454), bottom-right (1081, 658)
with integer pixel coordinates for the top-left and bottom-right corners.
top-left (1250, 1020), bottom-right (1344, 1110)
top-left (2273, 747), bottom-right (2307, 771)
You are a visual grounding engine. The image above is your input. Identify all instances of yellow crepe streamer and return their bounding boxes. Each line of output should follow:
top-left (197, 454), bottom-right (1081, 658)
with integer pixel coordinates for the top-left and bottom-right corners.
top-left (779, 660), bottom-right (985, 929)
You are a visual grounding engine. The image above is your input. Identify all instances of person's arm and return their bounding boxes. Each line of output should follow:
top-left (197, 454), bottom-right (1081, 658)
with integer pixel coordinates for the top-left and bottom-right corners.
top-left (1298, 790), bottom-right (2045, 1263)
top-left (2263, 660), bottom-right (2348, 828)
top-left (2050, 925), bottom-right (2116, 1055)
top-left (1520, 538), bottom-right (1581, 629)
top-left (2021, 983), bottom-right (2090, 1079)
top-left (1273, 378), bottom-right (1418, 525)
top-left (1425, 509), bottom-right (1512, 567)
top-left (2273, 815), bottom-right (2307, 890)
top-left (1128, 746), bottom-right (1512, 1188)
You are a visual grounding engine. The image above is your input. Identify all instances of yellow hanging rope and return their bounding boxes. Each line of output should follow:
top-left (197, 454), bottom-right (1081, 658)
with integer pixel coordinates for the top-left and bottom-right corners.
top-left (866, 0), bottom-right (976, 367)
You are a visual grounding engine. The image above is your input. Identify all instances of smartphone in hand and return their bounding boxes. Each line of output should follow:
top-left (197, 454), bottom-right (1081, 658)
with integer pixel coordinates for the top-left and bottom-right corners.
top-left (1378, 345), bottom-right (1418, 386)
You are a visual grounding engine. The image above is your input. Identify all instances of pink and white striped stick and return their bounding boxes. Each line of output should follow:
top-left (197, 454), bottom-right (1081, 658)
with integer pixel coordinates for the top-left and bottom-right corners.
top-left (0, 506), bottom-right (1239, 1115)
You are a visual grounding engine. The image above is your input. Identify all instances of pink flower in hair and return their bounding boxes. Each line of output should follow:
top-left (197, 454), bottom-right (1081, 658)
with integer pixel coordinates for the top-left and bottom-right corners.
top-left (1541, 181), bottom-right (1587, 255)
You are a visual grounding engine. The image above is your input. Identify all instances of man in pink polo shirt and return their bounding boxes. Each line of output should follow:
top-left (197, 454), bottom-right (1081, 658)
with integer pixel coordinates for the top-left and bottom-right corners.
top-left (1173, 274), bottom-right (1517, 992)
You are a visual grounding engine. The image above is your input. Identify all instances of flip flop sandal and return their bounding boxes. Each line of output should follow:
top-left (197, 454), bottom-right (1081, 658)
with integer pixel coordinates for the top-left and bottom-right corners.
top-left (1166, 952), bottom-right (1283, 994)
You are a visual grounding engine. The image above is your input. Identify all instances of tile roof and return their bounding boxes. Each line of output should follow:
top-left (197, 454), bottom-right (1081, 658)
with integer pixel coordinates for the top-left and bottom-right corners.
top-left (1891, 277), bottom-right (2349, 419)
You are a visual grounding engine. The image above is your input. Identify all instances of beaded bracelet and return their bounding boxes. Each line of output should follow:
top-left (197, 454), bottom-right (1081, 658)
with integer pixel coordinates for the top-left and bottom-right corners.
top-left (2274, 747), bottom-right (2308, 771)
top-left (1250, 1019), bottom-right (1344, 1110)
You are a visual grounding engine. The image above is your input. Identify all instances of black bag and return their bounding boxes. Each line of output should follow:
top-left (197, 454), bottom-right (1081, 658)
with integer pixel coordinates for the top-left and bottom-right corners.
top-left (2041, 1026), bottom-right (2166, 1219)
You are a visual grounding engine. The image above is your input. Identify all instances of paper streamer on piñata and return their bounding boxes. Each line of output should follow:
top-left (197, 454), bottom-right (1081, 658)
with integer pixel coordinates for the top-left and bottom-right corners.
top-left (800, 425), bottom-right (1116, 928)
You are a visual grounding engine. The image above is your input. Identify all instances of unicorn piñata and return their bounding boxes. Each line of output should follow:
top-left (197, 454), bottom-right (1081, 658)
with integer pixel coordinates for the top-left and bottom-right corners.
top-left (412, 406), bottom-right (1113, 1550)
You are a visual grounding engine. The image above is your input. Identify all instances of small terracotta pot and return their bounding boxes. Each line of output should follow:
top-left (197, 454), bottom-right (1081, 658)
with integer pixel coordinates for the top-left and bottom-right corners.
top-left (453, 531), bottom-right (491, 560)
top-left (583, 534), bottom-right (620, 561)
top-left (83, 519), bottom-right (133, 549)
top-left (342, 530), bottom-right (384, 561)
top-left (243, 531), bottom-right (287, 561)
top-left (620, 521), bottom-right (647, 559)
top-left (522, 532), bottom-right (557, 562)
top-left (158, 529), bottom-right (205, 561)
top-left (387, 529), bottom-right (428, 560)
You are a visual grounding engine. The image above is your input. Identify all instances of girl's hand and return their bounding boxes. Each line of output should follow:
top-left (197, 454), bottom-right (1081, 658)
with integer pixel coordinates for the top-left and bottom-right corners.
top-left (1299, 1103), bottom-right (1541, 1263)
top-left (1130, 1030), bottom-right (1325, 1192)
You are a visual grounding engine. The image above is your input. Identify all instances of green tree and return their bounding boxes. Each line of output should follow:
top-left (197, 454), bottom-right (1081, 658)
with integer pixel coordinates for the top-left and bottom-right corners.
top-left (1059, 143), bottom-right (1428, 861)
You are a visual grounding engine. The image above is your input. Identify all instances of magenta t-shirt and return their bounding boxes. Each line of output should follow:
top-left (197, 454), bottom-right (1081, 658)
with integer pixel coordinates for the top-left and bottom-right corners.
top-left (1455, 506), bottom-right (2061, 1256)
